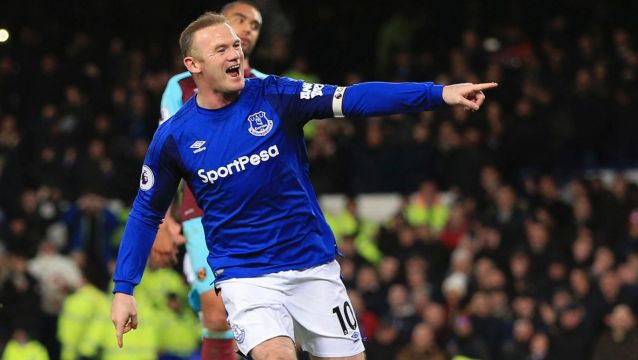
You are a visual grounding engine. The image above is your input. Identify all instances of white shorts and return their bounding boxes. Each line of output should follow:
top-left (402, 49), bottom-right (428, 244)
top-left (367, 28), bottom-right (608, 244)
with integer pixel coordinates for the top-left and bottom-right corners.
top-left (216, 260), bottom-right (365, 357)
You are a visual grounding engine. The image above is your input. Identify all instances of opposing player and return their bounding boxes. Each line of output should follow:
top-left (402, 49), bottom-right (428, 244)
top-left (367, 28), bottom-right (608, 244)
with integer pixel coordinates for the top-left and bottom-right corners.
top-left (150, 2), bottom-right (263, 359)
top-left (112, 12), bottom-right (496, 360)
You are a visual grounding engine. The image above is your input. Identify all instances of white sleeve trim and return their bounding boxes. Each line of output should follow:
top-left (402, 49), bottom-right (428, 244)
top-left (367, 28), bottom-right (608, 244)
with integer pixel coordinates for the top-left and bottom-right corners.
top-left (332, 86), bottom-right (346, 118)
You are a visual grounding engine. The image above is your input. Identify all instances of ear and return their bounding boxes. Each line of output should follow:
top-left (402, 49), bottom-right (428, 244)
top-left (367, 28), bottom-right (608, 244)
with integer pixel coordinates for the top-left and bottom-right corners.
top-left (184, 56), bottom-right (201, 74)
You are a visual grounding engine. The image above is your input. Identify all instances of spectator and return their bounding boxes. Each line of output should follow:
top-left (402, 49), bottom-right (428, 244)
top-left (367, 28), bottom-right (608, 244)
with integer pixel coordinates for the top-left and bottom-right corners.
top-left (527, 332), bottom-right (550, 360)
top-left (571, 227), bottom-right (595, 268)
top-left (386, 284), bottom-right (421, 344)
top-left (592, 304), bottom-right (638, 360)
top-left (62, 193), bottom-right (119, 291)
top-left (473, 222), bottom-right (508, 269)
top-left (356, 265), bottom-right (387, 316)
top-left (57, 272), bottom-right (109, 360)
top-left (591, 246), bottom-right (616, 278)
top-left (377, 256), bottom-right (401, 292)
top-left (27, 241), bottom-right (82, 359)
top-left (625, 209), bottom-right (638, 253)
top-left (442, 272), bottom-right (468, 313)
top-left (525, 219), bottom-right (555, 283)
top-left (365, 319), bottom-right (401, 360)
top-left (569, 267), bottom-right (598, 316)
top-left (508, 250), bottom-right (535, 297)
top-left (404, 255), bottom-right (431, 310)
top-left (599, 176), bottom-right (637, 252)
top-left (348, 289), bottom-right (379, 342)
top-left (468, 290), bottom-right (506, 358)
top-left (502, 318), bottom-right (534, 360)
top-left (396, 323), bottom-right (446, 360)
top-left (548, 302), bottom-right (592, 360)
top-left (1, 326), bottom-right (49, 360)
top-left (0, 253), bottom-right (41, 341)
top-left (404, 181), bottom-right (450, 234)
top-left (440, 202), bottom-right (470, 251)
top-left (421, 302), bottom-right (449, 347)
top-left (446, 314), bottom-right (491, 360)
top-left (596, 270), bottom-right (636, 322)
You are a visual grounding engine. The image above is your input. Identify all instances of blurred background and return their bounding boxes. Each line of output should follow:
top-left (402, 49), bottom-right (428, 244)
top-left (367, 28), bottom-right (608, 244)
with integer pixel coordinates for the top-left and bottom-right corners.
top-left (1, 0), bottom-right (638, 359)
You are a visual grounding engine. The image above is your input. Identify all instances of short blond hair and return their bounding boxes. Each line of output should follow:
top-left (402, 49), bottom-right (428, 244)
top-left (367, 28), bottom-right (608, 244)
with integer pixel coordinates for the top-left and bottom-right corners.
top-left (179, 12), bottom-right (227, 58)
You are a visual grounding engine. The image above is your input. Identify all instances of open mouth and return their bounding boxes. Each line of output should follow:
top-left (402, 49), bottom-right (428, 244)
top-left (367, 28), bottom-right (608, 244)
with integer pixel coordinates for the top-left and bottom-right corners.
top-left (226, 64), bottom-right (240, 78)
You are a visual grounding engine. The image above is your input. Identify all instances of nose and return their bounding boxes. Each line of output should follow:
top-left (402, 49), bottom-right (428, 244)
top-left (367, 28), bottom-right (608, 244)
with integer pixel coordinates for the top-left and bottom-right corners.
top-left (239, 22), bottom-right (253, 37)
top-left (228, 47), bottom-right (241, 61)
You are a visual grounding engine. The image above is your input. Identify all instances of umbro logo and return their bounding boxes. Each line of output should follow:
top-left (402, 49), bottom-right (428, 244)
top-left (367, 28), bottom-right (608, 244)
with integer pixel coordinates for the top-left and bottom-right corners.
top-left (190, 140), bottom-right (206, 154)
top-left (351, 331), bottom-right (361, 343)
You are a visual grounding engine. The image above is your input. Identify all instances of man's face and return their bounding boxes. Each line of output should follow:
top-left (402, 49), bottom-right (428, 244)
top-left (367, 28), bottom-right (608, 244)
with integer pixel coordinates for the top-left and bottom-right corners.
top-left (609, 305), bottom-right (635, 332)
top-left (223, 3), bottom-right (262, 57)
top-left (189, 23), bottom-right (245, 94)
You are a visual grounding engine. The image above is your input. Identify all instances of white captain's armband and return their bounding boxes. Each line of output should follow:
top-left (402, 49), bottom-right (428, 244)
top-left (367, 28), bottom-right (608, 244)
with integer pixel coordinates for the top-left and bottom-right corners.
top-left (332, 86), bottom-right (346, 118)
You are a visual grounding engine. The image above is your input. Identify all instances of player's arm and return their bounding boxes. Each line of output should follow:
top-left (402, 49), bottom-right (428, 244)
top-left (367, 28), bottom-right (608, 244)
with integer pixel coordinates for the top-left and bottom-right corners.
top-left (111, 130), bottom-right (182, 347)
top-left (269, 76), bottom-right (497, 123)
top-left (113, 136), bottom-right (182, 294)
top-left (342, 81), bottom-right (497, 115)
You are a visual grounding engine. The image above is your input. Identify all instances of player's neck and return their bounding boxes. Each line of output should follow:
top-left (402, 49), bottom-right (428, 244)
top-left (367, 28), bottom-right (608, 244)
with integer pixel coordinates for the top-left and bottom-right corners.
top-left (196, 88), bottom-right (240, 110)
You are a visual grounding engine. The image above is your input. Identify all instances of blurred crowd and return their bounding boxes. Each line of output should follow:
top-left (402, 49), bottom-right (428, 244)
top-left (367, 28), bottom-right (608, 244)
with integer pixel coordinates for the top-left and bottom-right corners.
top-left (1, 0), bottom-right (638, 359)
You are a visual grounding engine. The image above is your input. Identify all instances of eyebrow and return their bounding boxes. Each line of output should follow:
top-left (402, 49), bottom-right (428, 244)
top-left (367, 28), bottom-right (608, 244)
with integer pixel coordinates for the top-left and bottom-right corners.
top-left (214, 43), bottom-right (228, 51)
top-left (214, 38), bottom-right (240, 51)
top-left (230, 12), bottom-right (262, 26)
top-left (230, 12), bottom-right (246, 19)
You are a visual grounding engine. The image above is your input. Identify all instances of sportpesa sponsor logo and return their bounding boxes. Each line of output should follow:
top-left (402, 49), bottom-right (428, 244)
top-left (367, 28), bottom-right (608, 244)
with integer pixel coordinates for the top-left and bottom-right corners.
top-left (197, 145), bottom-right (280, 184)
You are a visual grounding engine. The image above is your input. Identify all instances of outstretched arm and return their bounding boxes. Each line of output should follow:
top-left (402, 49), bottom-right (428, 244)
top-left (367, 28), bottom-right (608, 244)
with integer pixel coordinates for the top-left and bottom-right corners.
top-left (269, 77), bottom-right (498, 124)
top-left (339, 81), bottom-right (498, 117)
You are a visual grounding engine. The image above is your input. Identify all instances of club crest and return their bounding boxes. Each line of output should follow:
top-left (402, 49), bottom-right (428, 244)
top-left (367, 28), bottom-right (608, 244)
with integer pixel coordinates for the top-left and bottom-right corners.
top-left (247, 111), bottom-right (273, 136)
top-left (197, 267), bottom-right (207, 281)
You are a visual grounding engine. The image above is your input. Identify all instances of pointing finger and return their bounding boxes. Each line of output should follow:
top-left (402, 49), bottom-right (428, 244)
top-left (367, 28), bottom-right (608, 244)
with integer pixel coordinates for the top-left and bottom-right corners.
top-left (115, 322), bottom-right (124, 348)
top-left (472, 82), bottom-right (499, 91)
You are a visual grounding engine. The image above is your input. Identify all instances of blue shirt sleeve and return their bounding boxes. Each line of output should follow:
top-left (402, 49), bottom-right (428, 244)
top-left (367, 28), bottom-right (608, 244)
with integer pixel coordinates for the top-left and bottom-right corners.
top-left (160, 72), bottom-right (191, 123)
top-left (266, 76), bottom-right (444, 126)
top-left (112, 129), bottom-right (182, 294)
top-left (342, 82), bottom-right (444, 117)
top-left (264, 76), bottom-right (338, 125)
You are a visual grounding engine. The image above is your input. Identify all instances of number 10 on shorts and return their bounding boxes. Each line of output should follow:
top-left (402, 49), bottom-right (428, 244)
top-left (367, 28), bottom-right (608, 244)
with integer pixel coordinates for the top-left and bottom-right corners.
top-left (332, 301), bottom-right (357, 335)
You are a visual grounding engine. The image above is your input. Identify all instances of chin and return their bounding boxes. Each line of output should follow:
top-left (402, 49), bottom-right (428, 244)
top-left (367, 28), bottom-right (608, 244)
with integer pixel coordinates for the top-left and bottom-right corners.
top-left (229, 77), bottom-right (245, 91)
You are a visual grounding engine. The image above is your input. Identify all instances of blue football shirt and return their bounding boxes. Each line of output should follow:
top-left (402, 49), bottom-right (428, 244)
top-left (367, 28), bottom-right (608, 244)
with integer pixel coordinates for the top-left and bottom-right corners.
top-left (113, 75), bottom-right (444, 294)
